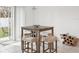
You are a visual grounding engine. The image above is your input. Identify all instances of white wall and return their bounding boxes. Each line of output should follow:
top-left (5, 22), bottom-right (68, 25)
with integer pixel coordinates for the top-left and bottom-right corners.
top-left (15, 6), bottom-right (33, 40)
top-left (34, 6), bottom-right (55, 26)
top-left (15, 6), bottom-right (79, 40)
top-left (24, 6), bottom-right (34, 26)
top-left (33, 6), bottom-right (79, 40)
top-left (54, 7), bottom-right (79, 38)
top-left (15, 6), bottom-right (26, 40)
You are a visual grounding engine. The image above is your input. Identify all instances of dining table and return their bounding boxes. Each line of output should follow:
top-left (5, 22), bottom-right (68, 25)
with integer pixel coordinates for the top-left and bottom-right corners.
top-left (21, 25), bottom-right (57, 53)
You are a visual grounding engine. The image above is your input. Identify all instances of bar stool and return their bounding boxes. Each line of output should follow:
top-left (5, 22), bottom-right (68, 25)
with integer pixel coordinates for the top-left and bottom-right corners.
top-left (41, 33), bottom-right (57, 53)
top-left (22, 33), bottom-right (37, 53)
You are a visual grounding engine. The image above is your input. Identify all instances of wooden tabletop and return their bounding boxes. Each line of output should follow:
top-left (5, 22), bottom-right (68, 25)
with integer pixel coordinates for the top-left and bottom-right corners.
top-left (21, 25), bottom-right (53, 31)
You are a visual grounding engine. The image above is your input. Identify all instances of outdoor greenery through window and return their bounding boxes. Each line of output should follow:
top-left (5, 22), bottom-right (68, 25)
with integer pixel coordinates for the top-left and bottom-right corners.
top-left (0, 27), bottom-right (9, 38)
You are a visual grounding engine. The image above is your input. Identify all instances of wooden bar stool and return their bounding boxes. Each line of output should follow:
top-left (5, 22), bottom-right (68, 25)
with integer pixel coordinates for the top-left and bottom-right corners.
top-left (22, 33), bottom-right (37, 53)
top-left (41, 33), bottom-right (57, 53)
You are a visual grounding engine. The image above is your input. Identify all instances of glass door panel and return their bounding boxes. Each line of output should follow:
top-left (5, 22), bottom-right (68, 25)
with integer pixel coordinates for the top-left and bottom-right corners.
top-left (0, 7), bottom-right (11, 42)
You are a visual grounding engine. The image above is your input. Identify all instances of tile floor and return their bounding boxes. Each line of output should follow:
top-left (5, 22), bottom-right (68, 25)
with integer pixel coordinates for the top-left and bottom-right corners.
top-left (0, 40), bottom-right (21, 53)
top-left (0, 40), bottom-right (79, 53)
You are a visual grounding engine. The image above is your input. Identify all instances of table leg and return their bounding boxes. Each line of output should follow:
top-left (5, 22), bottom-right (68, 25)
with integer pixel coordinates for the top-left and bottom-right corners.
top-left (21, 28), bottom-right (24, 53)
top-left (51, 27), bottom-right (54, 52)
top-left (36, 31), bottom-right (40, 53)
top-left (51, 27), bottom-right (54, 36)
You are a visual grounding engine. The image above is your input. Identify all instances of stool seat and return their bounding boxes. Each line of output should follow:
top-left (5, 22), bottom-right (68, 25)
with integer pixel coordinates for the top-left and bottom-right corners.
top-left (22, 37), bottom-right (37, 42)
top-left (22, 37), bottom-right (33, 42)
top-left (41, 35), bottom-right (57, 43)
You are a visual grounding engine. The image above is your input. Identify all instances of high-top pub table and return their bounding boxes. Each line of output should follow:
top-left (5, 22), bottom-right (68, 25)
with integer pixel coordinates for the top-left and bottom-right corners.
top-left (21, 25), bottom-right (57, 53)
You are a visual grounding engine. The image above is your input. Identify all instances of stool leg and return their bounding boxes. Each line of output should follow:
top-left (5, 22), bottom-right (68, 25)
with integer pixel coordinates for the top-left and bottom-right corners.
top-left (24, 41), bottom-right (27, 52)
top-left (51, 42), bottom-right (54, 51)
top-left (43, 41), bottom-right (45, 53)
top-left (22, 41), bottom-right (24, 53)
top-left (31, 42), bottom-right (33, 53)
top-left (55, 40), bottom-right (57, 53)
top-left (35, 42), bottom-right (37, 53)
top-left (48, 43), bottom-right (51, 53)
top-left (24, 41), bottom-right (26, 49)
top-left (27, 42), bottom-right (29, 53)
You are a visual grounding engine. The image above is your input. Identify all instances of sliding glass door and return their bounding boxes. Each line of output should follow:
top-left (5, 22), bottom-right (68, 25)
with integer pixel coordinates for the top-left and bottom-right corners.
top-left (0, 7), bottom-right (11, 41)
